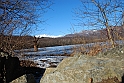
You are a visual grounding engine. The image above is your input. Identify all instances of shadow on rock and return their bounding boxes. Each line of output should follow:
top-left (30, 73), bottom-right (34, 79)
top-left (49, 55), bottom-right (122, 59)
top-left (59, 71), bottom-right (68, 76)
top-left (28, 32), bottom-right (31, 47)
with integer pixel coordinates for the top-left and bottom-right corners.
top-left (23, 67), bottom-right (46, 83)
top-left (0, 49), bottom-right (46, 83)
top-left (122, 74), bottom-right (124, 83)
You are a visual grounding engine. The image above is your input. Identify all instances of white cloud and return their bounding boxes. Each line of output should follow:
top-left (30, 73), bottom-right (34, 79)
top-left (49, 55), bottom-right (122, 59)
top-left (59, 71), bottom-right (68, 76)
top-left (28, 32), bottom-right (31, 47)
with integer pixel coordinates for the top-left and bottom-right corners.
top-left (35, 34), bottom-right (62, 38)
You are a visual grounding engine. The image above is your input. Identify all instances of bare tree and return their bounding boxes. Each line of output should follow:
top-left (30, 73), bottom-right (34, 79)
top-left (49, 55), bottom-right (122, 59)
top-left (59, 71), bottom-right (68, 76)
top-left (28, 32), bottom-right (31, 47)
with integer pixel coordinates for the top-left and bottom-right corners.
top-left (74, 0), bottom-right (124, 48)
top-left (33, 36), bottom-right (39, 52)
top-left (0, 0), bottom-right (52, 52)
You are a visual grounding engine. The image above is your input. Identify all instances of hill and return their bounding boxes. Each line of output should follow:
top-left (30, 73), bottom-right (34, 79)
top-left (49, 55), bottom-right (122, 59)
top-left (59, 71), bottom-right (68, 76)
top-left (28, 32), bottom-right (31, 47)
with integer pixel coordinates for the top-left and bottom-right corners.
top-left (65, 25), bottom-right (124, 40)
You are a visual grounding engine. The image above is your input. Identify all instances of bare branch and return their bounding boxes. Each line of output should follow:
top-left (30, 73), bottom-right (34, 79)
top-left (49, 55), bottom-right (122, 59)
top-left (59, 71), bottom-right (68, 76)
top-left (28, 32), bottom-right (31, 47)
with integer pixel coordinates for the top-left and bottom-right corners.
top-left (74, 0), bottom-right (124, 48)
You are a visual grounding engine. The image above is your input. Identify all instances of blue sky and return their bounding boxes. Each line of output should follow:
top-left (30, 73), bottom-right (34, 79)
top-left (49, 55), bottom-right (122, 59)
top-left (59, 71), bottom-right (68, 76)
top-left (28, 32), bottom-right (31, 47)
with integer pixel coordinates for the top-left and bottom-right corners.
top-left (33, 0), bottom-right (82, 37)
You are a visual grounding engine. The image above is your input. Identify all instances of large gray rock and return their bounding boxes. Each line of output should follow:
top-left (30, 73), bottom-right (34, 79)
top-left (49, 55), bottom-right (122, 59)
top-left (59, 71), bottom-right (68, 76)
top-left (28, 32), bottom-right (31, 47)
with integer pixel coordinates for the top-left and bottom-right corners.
top-left (10, 74), bottom-right (36, 83)
top-left (40, 45), bottom-right (124, 83)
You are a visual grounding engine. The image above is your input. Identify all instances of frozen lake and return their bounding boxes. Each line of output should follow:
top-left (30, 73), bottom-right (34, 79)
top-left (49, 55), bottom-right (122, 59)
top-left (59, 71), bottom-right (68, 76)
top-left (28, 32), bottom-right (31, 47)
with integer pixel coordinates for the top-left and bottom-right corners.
top-left (14, 45), bottom-right (77, 68)
top-left (15, 40), bottom-right (124, 68)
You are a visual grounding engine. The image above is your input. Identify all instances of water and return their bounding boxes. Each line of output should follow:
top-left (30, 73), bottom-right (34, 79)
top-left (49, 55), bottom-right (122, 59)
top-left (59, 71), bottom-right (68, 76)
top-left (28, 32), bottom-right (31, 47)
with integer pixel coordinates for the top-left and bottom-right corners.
top-left (15, 40), bottom-right (124, 68)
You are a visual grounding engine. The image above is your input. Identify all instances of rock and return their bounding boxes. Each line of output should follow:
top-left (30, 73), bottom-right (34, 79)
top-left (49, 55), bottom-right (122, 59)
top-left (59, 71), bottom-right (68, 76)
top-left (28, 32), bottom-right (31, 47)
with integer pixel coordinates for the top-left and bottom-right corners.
top-left (5, 57), bottom-right (25, 83)
top-left (10, 74), bottom-right (36, 83)
top-left (96, 76), bottom-right (120, 83)
top-left (0, 49), bottom-right (26, 83)
top-left (43, 68), bottom-right (56, 76)
top-left (40, 45), bottom-right (124, 83)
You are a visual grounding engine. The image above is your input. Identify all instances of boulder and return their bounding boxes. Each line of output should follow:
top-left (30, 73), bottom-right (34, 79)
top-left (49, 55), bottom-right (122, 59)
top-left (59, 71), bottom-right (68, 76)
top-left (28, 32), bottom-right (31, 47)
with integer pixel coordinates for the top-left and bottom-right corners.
top-left (40, 45), bottom-right (124, 83)
top-left (10, 74), bottom-right (36, 83)
top-left (0, 49), bottom-right (25, 83)
top-left (5, 57), bottom-right (25, 83)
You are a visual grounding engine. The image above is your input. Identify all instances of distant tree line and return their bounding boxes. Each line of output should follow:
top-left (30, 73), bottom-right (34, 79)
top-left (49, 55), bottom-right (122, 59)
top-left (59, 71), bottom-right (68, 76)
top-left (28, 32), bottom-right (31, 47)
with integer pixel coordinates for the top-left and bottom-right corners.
top-left (1, 25), bottom-right (124, 51)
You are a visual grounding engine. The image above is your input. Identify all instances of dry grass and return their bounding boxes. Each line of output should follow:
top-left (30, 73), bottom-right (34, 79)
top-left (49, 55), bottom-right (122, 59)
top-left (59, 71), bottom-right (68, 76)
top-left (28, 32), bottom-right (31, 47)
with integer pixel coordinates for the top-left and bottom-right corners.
top-left (86, 43), bottom-right (113, 56)
top-left (71, 42), bottom-right (115, 56)
top-left (86, 43), bottom-right (103, 56)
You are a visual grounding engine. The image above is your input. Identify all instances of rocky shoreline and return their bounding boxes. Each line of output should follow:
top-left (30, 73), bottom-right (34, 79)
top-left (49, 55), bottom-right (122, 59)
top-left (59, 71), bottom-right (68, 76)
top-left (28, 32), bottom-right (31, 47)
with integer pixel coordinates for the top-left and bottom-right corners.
top-left (1, 45), bottom-right (124, 83)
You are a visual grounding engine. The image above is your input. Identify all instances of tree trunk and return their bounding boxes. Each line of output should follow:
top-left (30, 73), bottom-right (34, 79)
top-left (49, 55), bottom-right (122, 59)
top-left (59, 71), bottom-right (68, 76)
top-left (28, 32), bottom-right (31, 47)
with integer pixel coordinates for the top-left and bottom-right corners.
top-left (34, 44), bottom-right (38, 52)
top-left (92, 0), bottom-right (115, 48)
top-left (106, 27), bottom-right (115, 48)
top-left (33, 36), bottom-right (39, 52)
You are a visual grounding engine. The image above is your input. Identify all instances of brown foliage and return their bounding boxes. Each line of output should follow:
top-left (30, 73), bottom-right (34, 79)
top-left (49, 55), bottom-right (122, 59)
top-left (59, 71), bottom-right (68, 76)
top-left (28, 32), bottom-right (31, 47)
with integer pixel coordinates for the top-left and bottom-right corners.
top-left (20, 60), bottom-right (37, 67)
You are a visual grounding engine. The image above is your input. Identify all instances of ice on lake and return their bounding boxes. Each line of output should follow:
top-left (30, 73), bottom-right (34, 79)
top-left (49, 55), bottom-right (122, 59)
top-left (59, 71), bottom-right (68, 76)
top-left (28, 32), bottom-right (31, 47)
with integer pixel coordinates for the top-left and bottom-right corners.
top-left (14, 45), bottom-right (77, 68)
top-left (15, 40), bottom-right (124, 68)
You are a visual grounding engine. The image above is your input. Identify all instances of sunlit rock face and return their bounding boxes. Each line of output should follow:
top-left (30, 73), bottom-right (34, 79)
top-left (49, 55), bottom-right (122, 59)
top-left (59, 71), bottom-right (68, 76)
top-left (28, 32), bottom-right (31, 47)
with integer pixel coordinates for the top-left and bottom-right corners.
top-left (10, 74), bottom-right (36, 83)
top-left (40, 45), bottom-right (124, 83)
